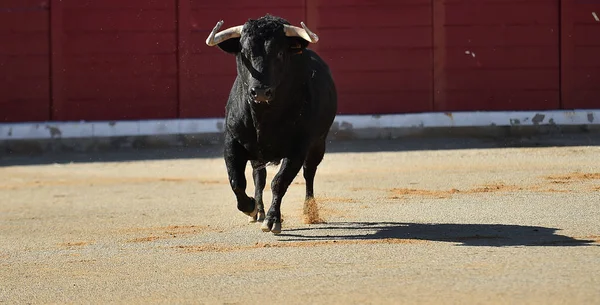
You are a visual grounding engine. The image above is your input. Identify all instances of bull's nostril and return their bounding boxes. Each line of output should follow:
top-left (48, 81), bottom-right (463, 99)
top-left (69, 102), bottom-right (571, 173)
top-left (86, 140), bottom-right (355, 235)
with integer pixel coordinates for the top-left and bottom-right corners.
top-left (264, 88), bottom-right (272, 99)
top-left (250, 88), bottom-right (257, 97)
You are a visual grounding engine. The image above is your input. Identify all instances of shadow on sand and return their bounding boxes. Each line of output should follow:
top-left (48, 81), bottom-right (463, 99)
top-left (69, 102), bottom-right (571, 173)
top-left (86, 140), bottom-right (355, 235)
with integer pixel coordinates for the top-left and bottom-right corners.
top-left (2, 132), bottom-right (600, 167)
top-left (278, 222), bottom-right (597, 247)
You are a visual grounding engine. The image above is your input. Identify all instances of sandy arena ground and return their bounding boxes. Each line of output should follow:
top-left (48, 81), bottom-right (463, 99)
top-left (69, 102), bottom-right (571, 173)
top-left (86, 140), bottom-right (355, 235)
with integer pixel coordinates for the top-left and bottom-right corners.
top-left (1, 138), bottom-right (599, 304)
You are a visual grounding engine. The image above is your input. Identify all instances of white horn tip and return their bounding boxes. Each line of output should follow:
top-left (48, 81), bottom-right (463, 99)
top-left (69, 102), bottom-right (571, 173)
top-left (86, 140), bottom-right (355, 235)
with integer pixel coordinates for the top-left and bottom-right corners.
top-left (300, 21), bottom-right (319, 43)
top-left (205, 20), bottom-right (226, 46)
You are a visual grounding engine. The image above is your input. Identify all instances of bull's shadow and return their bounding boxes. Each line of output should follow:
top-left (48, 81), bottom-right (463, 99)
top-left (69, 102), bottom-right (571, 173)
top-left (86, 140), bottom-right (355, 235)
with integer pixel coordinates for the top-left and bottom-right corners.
top-left (278, 222), bottom-right (597, 247)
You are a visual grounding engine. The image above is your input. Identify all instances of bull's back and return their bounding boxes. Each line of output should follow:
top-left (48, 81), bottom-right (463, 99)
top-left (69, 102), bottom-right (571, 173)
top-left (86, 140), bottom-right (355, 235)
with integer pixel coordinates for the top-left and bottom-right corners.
top-left (305, 49), bottom-right (337, 137)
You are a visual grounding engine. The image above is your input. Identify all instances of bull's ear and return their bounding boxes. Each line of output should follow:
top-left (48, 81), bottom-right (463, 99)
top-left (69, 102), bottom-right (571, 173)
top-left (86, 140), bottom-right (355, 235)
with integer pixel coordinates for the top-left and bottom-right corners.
top-left (217, 38), bottom-right (241, 54)
top-left (288, 37), bottom-right (309, 53)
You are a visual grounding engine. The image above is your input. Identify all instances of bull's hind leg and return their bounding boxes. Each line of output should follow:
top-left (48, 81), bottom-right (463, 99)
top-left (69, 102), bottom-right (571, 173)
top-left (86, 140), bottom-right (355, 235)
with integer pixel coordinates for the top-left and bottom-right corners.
top-left (302, 139), bottom-right (326, 223)
top-left (261, 157), bottom-right (305, 234)
top-left (249, 161), bottom-right (267, 223)
top-left (303, 139), bottom-right (326, 200)
top-left (224, 136), bottom-right (257, 218)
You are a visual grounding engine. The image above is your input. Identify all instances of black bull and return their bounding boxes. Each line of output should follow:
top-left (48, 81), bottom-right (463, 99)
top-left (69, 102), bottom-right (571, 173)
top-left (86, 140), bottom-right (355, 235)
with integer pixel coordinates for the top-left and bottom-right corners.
top-left (206, 15), bottom-right (337, 234)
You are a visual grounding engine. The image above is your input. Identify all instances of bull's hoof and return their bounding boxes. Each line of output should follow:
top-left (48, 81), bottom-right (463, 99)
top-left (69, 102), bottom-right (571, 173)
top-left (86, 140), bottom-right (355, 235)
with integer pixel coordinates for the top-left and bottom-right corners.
top-left (261, 218), bottom-right (282, 234)
top-left (261, 219), bottom-right (271, 232)
top-left (243, 201), bottom-right (258, 219)
top-left (249, 210), bottom-right (266, 223)
top-left (257, 210), bottom-right (266, 222)
top-left (271, 222), bottom-right (282, 234)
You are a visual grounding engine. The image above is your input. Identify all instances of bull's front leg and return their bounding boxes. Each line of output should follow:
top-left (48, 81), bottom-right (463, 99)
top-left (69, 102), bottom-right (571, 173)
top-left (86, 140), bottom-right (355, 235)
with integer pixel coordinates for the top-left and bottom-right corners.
top-left (224, 138), bottom-right (257, 218)
top-left (249, 160), bottom-right (267, 223)
top-left (261, 156), bottom-right (305, 234)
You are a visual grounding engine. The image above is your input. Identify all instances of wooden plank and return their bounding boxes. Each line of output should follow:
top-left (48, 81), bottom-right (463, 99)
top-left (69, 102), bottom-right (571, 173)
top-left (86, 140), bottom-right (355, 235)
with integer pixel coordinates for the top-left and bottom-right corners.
top-left (573, 24), bottom-right (600, 46)
top-left (58, 2), bottom-right (179, 121)
top-left (571, 68), bottom-right (600, 90)
top-left (63, 9), bottom-right (177, 32)
top-left (317, 5), bottom-right (431, 28)
top-left (50, 0), bottom-right (65, 120)
top-left (574, 46), bottom-right (600, 67)
top-left (189, 75), bottom-right (235, 118)
top-left (444, 90), bottom-right (560, 111)
top-left (306, 0), bottom-right (320, 54)
top-left (0, 55), bottom-right (49, 77)
top-left (444, 69), bottom-right (559, 90)
top-left (570, 4), bottom-right (600, 24)
top-left (1, 78), bottom-right (50, 99)
top-left (0, 2), bottom-right (50, 122)
top-left (59, 98), bottom-right (179, 121)
top-left (314, 1), bottom-right (433, 114)
top-left (561, 0), bottom-right (575, 109)
top-left (65, 76), bottom-right (178, 99)
top-left (0, 33), bottom-right (49, 55)
top-left (569, 91), bottom-right (600, 108)
top-left (192, 1), bottom-right (302, 9)
top-left (334, 70), bottom-right (432, 93)
top-left (0, 11), bottom-right (48, 32)
top-left (443, 47), bottom-right (559, 69)
top-left (63, 32), bottom-right (176, 54)
top-left (0, 0), bottom-right (50, 6)
top-left (444, 1), bottom-right (558, 25)
top-left (319, 49), bottom-right (432, 71)
top-left (177, 0), bottom-right (191, 118)
top-left (64, 54), bottom-right (177, 77)
top-left (561, 0), bottom-right (600, 109)
top-left (190, 7), bottom-right (305, 30)
top-left (444, 25), bottom-right (559, 47)
top-left (63, 0), bottom-right (175, 9)
top-left (188, 53), bottom-right (236, 76)
top-left (0, 99), bottom-right (50, 122)
top-left (338, 92), bottom-right (432, 114)
top-left (433, 0), bottom-right (446, 111)
top-left (316, 27), bottom-right (431, 50)
top-left (319, 0), bottom-right (429, 7)
top-left (436, 0), bottom-right (560, 111)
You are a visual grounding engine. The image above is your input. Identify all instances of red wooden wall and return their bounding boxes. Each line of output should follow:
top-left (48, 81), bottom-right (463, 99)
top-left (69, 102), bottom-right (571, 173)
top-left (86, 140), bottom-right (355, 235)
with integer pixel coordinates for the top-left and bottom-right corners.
top-left (434, 0), bottom-right (560, 111)
top-left (314, 0), bottom-right (434, 114)
top-left (561, 0), bottom-right (600, 109)
top-left (1, 0), bottom-right (599, 123)
top-left (0, 0), bottom-right (50, 122)
top-left (54, 0), bottom-right (178, 121)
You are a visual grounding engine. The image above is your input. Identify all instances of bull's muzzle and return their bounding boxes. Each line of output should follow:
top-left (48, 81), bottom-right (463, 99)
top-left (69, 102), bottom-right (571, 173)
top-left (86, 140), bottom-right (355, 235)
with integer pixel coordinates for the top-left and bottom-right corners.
top-left (249, 86), bottom-right (274, 103)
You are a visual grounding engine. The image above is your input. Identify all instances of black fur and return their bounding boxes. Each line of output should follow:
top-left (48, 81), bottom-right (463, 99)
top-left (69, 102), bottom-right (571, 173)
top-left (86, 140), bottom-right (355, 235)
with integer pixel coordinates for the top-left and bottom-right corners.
top-left (244, 14), bottom-right (288, 40)
top-left (216, 14), bottom-right (337, 233)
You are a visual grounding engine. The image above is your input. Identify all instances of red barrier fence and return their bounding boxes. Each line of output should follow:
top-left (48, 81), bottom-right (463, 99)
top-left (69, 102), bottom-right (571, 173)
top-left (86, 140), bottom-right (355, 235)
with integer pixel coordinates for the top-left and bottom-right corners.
top-left (1, 0), bottom-right (599, 122)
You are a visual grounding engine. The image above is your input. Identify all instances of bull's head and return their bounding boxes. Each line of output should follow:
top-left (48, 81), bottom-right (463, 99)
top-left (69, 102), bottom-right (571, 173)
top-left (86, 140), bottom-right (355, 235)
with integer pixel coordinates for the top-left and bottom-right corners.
top-left (206, 15), bottom-right (318, 103)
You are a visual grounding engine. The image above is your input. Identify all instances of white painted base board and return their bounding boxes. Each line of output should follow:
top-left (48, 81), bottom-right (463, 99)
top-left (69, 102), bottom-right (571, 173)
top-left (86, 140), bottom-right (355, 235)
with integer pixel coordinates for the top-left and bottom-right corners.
top-left (1, 110), bottom-right (598, 141)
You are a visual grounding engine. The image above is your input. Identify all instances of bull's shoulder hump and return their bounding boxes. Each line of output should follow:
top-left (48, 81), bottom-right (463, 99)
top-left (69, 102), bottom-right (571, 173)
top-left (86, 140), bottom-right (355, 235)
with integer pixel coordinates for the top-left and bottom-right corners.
top-left (302, 51), bottom-right (329, 74)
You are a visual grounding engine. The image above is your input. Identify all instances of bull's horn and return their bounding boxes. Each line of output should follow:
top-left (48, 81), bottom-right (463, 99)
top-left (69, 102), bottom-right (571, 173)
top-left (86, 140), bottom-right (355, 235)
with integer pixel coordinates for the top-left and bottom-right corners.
top-left (206, 20), bottom-right (243, 46)
top-left (284, 22), bottom-right (319, 43)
